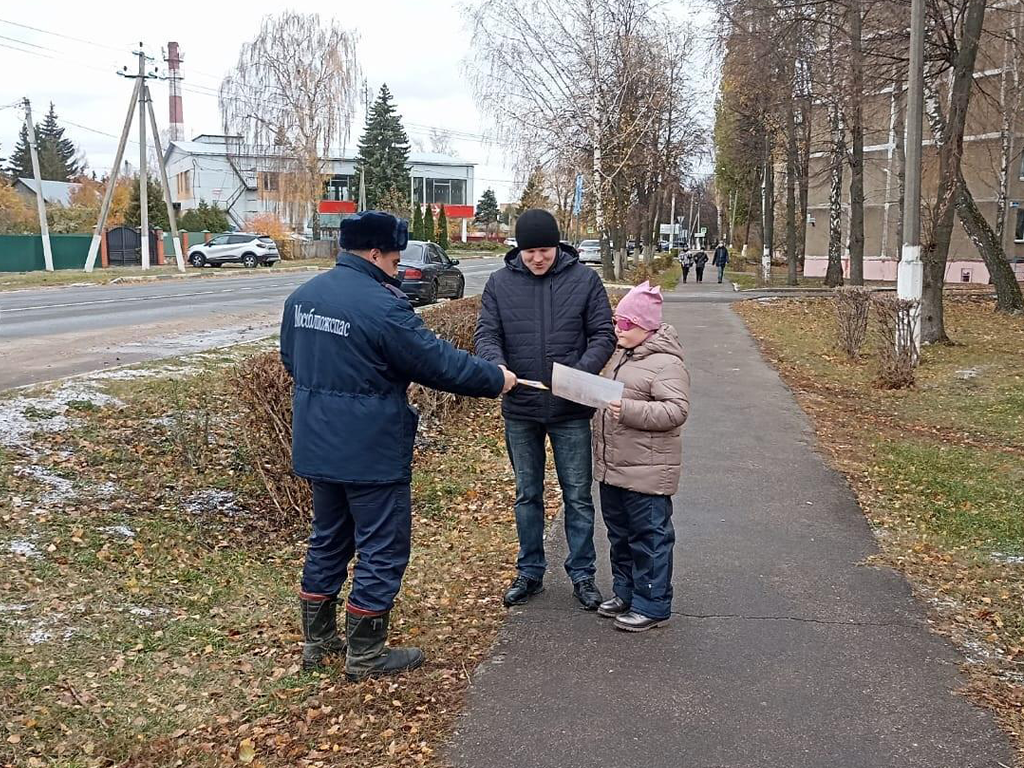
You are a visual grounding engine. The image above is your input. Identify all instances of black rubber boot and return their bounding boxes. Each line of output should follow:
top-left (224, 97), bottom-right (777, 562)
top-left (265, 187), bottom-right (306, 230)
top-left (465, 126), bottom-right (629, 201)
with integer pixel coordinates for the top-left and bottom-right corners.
top-left (300, 594), bottom-right (347, 670)
top-left (344, 609), bottom-right (425, 682)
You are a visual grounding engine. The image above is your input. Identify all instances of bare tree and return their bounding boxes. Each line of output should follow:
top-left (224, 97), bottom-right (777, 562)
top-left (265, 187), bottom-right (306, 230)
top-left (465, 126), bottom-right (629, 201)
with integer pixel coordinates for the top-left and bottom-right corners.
top-left (466, 0), bottom-right (695, 279)
top-left (429, 128), bottom-right (455, 156)
top-left (220, 12), bottom-right (359, 239)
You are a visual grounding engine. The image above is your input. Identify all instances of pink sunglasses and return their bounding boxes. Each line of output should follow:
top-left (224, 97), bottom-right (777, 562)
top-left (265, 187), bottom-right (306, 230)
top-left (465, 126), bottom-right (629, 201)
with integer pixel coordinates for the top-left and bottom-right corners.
top-left (615, 316), bottom-right (640, 331)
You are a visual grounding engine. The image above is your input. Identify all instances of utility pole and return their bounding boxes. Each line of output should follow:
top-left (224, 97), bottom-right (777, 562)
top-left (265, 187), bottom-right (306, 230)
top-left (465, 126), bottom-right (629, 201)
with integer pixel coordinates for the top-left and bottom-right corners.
top-left (897, 0), bottom-right (925, 352)
top-left (23, 99), bottom-right (54, 272)
top-left (145, 86), bottom-right (185, 271)
top-left (669, 193), bottom-right (676, 250)
top-left (137, 50), bottom-right (150, 269)
top-left (85, 45), bottom-right (184, 273)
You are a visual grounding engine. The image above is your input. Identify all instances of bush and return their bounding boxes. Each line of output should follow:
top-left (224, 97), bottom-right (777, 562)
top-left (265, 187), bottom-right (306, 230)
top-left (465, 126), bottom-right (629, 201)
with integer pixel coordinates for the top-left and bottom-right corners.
top-left (450, 240), bottom-right (505, 251)
top-left (872, 294), bottom-right (920, 389)
top-left (833, 287), bottom-right (872, 360)
top-left (230, 296), bottom-right (484, 527)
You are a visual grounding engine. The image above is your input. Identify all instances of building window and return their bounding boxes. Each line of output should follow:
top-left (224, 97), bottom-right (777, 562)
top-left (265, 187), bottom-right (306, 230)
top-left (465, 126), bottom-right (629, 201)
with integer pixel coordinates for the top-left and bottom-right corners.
top-left (262, 172), bottom-right (280, 192)
top-left (176, 170), bottom-right (191, 198)
top-left (412, 177), bottom-right (425, 204)
top-left (1016, 208), bottom-right (1024, 242)
top-left (323, 175), bottom-right (353, 201)
top-left (423, 178), bottom-right (466, 206)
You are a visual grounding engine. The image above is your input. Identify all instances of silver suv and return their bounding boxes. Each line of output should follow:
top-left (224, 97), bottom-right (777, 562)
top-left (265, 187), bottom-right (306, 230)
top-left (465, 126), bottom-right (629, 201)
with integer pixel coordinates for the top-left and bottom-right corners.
top-left (187, 233), bottom-right (280, 269)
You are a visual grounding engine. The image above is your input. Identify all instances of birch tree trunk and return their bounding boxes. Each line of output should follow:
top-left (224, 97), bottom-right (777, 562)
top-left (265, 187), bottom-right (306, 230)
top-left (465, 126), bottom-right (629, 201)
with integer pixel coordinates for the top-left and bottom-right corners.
top-left (847, 0), bottom-right (865, 285)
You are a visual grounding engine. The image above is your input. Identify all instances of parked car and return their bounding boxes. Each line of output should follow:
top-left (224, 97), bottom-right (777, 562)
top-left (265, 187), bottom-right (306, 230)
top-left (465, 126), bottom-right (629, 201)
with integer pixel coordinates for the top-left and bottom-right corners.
top-left (188, 233), bottom-right (280, 268)
top-left (578, 239), bottom-right (602, 264)
top-left (504, 237), bottom-right (518, 248)
top-left (397, 241), bottom-right (466, 304)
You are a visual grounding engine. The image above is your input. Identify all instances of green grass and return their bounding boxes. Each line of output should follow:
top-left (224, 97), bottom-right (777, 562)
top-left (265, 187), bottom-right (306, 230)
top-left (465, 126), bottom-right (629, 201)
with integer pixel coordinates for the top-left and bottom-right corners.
top-left (652, 263), bottom-right (682, 291)
top-left (873, 440), bottom-right (1024, 551)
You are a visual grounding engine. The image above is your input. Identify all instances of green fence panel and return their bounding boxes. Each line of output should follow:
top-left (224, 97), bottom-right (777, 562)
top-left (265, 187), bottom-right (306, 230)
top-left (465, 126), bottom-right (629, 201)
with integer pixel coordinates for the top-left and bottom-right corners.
top-left (0, 234), bottom-right (93, 271)
top-left (0, 235), bottom-right (43, 271)
top-left (50, 234), bottom-right (91, 270)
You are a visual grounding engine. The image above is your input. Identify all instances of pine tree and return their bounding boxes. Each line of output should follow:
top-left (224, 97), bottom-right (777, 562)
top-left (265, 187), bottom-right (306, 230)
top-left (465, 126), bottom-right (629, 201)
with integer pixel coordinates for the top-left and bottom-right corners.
top-left (412, 204), bottom-right (425, 241)
top-left (5, 122), bottom-right (33, 180)
top-left (180, 199), bottom-right (231, 232)
top-left (517, 166), bottom-right (550, 214)
top-left (474, 188), bottom-right (500, 235)
top-left (37, 103), bottom-right (81, 181)
top-left (378, 184), bottom-right (411, 221)
top-left (355, 84), bottom-right (411, 210)
top-left (4, 105), bottom-right (84, 182)
top-left (125, 175), bottom-right (171, 231)
top-left (437, 205), bottom-right (450, 249)
top-left (424, 204), bottom-right (435, 243)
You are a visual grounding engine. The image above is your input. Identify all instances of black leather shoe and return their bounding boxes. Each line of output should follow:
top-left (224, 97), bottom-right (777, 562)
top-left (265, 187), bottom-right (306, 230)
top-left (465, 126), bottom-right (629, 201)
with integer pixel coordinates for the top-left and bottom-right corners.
top-left (503, 575), bottom-right (544, 607)
top-left (614, 611), bottom-right (668, 632)
top-left (597, 595), bottom-right (630, 618)
top-left (573, 578), bottom-right (603, 611)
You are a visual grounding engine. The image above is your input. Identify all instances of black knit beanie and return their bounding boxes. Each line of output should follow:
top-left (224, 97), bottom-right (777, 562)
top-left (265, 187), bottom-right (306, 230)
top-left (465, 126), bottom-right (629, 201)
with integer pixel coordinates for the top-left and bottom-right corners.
top-left (515, 209), bottom-right (560, 250)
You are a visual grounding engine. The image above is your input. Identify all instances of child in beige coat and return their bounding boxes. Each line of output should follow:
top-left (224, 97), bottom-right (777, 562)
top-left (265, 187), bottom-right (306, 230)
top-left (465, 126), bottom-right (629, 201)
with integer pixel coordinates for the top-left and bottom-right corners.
top-left (592, 281), bottom-right (690, 631)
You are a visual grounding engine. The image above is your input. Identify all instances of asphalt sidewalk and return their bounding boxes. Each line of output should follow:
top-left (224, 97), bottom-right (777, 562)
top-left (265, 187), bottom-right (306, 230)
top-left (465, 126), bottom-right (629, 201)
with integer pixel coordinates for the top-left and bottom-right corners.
top-left (447, 280), bottom-right (1012, 767)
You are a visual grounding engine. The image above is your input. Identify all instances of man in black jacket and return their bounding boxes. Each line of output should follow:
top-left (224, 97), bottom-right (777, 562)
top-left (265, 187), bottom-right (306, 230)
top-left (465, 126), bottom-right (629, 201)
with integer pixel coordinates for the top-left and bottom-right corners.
top-left (475, 209), bottom-right (616, 610)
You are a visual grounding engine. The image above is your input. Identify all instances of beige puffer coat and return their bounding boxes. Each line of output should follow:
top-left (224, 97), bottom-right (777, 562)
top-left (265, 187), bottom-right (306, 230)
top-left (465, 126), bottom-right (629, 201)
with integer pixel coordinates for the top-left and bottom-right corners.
top-left (592, 324), bottom-right (690, 496)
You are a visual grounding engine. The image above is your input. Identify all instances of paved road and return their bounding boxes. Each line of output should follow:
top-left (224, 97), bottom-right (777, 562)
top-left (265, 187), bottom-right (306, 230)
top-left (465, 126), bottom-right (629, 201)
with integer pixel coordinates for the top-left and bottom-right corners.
top-left (448, 280), bottom-right (1012, 768)
top-left (0, 257), bottom-right (505, 390)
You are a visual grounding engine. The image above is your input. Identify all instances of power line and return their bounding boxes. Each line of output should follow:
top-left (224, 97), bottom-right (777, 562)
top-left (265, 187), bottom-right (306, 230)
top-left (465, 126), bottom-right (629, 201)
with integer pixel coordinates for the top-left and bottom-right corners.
top-left (0, 16), bottom-right (127, 54)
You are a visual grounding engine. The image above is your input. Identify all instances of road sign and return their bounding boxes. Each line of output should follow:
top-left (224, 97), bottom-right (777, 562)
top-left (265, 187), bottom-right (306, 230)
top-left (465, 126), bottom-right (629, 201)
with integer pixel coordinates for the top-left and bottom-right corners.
top-left (573, 174), bottom-right (584, 215)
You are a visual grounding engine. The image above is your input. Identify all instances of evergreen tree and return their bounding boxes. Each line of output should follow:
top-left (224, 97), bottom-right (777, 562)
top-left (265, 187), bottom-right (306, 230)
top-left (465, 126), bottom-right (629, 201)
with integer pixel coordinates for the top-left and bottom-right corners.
top-left (37, 103), bottom-right (82, 181)
top-left (355, 84), bottom-right (411, 210)
top-left (4, 105), bottom-right (84, 182)
top-left (125, 175), bottom-right (171, 231)
top-left (424, 204), bottom-right (435, 243)
top-left (180, 199), bottom-right (231, 232)
top-left (5, 122), bottom-right (33, 180)
top-left (437, 205), bottom-right (450, 249)
top-left (517, 166), bottom-right (550, 214)
top-left (412, 203), bottom-right (425, 241)
top-left (378, 184), bottom-right (411, 221)
top-left (474, 188), bottom-right (500, 226)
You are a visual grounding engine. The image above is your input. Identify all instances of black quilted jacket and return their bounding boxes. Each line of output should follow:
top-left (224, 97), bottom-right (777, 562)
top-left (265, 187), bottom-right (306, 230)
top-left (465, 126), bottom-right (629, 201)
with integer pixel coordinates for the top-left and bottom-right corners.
top-left (474, 244), bottom-right (616, 423)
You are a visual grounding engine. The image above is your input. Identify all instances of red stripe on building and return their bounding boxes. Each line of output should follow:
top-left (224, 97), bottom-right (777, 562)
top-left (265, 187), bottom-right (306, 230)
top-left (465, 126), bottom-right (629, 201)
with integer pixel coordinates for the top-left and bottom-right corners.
top-left (319, 200), bottom-right (357, 214)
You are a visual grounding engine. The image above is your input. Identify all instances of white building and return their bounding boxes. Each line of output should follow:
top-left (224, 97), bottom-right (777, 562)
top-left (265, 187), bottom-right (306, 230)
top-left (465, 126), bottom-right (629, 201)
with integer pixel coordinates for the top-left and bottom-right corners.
top-left (165, 134), bottom-right (477, 235)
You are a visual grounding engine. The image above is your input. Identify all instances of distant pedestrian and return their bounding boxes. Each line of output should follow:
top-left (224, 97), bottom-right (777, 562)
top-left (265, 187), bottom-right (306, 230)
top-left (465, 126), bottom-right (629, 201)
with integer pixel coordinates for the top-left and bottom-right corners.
top-left (281, 210), bottom-right (517, 680)
top-left (693, 250), bottom-right (709, 283)
top-left (680, 250), bottom-right (694, 283)
top-left (713, 241), bottom-right (730, 284)
top-left (592, 281), bottom-right (690, 631)
top-left (475, 209), bottom-right (617, 611)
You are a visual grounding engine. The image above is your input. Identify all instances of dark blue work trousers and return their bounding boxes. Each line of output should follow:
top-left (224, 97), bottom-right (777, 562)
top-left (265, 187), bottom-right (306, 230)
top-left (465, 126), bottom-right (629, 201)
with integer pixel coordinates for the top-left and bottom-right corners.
top-left (599, 483), bottom-right (675, 619)
top-left (301, 480), bottom-right (411, 613)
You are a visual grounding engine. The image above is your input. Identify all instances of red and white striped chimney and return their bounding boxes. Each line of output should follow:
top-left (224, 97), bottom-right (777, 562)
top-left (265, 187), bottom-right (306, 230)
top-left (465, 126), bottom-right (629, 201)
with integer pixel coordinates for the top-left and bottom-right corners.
top-left (166, 42), bottom-right (185, 142)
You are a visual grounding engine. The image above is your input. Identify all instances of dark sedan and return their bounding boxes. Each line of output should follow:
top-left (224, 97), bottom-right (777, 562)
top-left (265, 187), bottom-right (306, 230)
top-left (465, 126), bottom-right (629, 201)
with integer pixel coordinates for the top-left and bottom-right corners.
top-left (397, 241), bottom-right (466, 304)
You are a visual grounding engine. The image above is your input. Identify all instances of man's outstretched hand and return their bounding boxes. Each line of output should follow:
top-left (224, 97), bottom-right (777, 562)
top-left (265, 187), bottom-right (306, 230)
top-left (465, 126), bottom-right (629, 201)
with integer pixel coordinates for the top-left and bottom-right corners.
top-left (499, 365), bottom-right (518, 394)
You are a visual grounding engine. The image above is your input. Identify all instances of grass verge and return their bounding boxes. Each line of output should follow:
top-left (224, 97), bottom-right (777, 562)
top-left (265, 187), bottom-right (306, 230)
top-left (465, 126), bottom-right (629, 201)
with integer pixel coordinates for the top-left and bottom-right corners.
top-left (735, 295), bottom-right (1024, 758)
top-left (0, 262), bottom-right (328, 292)
top-left (0, 346), bottom-right (537, 767)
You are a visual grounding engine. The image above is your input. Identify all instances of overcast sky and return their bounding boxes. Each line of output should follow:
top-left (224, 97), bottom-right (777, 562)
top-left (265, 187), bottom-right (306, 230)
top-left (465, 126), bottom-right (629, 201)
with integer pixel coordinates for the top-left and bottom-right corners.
top-left (0, 1), bottom-right (716, 206)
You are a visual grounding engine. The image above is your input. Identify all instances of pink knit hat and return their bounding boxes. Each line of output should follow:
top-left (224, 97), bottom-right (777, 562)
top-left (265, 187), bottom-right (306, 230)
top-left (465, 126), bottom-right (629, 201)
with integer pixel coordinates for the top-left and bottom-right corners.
top-left (616, 280), bottom-right (663, 331)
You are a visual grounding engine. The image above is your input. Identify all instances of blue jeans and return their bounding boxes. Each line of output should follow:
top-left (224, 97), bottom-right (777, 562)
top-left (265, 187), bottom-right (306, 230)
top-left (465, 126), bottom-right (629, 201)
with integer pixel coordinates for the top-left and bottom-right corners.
top-left (504, 417), bottom-right (597, 583)
top-left (717, 264), bottom-right (726, 282)
top-left (302, 481), bottom-right (412, 613)
top-left (599, 483), bottom-right (674, 619)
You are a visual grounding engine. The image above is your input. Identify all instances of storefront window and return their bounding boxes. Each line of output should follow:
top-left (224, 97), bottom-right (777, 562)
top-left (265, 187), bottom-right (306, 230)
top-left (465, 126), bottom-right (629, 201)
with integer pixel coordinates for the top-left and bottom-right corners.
top-left (323, 175), bottom-right (353, 201)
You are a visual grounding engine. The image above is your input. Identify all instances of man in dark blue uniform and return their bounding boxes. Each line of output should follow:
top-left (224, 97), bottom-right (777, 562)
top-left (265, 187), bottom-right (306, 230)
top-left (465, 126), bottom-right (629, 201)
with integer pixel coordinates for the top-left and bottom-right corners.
top-left (281, 211), bottom-right (516, 681)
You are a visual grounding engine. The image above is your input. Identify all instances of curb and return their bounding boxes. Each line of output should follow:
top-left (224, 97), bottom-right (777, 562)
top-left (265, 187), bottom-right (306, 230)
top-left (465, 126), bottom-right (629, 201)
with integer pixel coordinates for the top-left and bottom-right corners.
top-left (109, 265), bottom-right (325, 285)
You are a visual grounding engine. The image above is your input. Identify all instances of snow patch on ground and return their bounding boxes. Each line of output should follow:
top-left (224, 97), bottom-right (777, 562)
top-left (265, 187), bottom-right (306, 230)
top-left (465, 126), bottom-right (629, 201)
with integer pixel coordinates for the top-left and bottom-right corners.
top-left (0, 603), bottom-right (29, 612)
top-left (87, 364), bottom-right (203, 382)
top-left (93, 481), bottom-right (118, 498)
top-left (113, 325), bottom-right (275, 357)
top-left (101, 525), bottom-right (135, 538)
top-left (990, 551), bottom-right (1024, 565)
top-left (8, 539), bottom-right (40, 558)
top-left (956, 367), bottom-right (981, 380)
top-left (0, 380), bottom-right (122, 450)
top-left (14, 464), bottom-right (75, 505)
top-left (184, 489), bottom-right (241, 517)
